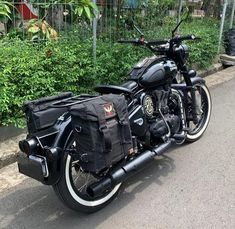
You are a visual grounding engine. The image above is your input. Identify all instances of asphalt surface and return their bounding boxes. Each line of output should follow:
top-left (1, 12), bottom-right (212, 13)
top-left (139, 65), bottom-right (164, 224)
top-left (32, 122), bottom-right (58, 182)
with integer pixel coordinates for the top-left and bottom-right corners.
top-left (0, 74), bottom-right (235, 229)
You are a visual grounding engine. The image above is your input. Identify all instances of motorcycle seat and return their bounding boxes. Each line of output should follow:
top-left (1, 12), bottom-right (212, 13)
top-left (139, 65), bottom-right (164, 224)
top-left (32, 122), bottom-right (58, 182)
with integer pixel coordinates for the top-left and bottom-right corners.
top-left (121, 81), bottom-right (138, 91)
top-left (94, 81), bottom-right (138, 95)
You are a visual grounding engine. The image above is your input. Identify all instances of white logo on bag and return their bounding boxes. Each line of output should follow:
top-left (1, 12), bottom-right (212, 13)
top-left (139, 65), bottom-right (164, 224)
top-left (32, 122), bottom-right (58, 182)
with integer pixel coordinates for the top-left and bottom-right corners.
top-left (103, 103), bottom-right (115, 117)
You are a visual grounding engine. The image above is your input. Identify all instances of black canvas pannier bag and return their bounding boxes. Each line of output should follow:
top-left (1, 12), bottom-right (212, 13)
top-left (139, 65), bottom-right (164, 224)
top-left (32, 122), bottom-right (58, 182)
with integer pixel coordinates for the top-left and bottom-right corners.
top-left (70, 94), bottom-right (133, 173)
top-left (23, 92), bottom-right (73, 134)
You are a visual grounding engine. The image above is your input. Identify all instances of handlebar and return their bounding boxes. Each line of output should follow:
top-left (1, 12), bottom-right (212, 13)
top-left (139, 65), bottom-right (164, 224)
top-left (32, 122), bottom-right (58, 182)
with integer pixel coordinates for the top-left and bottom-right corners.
top-left (117, 34), bottom-right (201, 53)
top-left (146, 40), bottom-right (169, 46)
top-left (118, 35), bottom-right (200, 45)
top-left (117, 40), bottom-right (140, 44)
top-left (170, 34), bottom-right (197, 43)
top-left (117, 39), bottom-right (167, 46)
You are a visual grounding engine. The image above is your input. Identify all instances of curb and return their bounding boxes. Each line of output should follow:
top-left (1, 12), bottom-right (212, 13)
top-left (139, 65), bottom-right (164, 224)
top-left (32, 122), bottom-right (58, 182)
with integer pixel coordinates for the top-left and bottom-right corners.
top-left (0, 134), bottom-right (26, 170)
top-left (0, 153), bottom-right (18, 170)
top-left (0, 125), bottom-right (26, 142)
top-left (0, 63), bottom-right (227, 170)
top-left (198, 63), bottom-right (223, 78)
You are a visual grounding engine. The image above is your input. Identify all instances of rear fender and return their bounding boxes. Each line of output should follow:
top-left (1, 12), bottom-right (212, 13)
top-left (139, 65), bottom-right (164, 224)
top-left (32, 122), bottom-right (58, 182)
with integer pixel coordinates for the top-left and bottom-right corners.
top-left (18, 113), bottom-right (73, 186)
top-left (43, 114), bottom-right (73, 185)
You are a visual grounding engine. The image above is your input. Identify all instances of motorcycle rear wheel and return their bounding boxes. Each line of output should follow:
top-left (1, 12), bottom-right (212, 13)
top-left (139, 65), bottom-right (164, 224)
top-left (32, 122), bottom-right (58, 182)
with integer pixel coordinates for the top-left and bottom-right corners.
top-left (186, 84), bottom-right (212, 142)
top-left (53, 139), bottom-right (122, 213)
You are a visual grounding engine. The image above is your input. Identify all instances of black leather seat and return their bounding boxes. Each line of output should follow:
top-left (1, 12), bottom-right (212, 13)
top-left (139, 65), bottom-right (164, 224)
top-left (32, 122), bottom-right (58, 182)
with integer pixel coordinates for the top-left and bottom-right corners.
top-left (94, 81), bottom-right (138, 95)
top-left (121, 81), bottom-right (138, 91)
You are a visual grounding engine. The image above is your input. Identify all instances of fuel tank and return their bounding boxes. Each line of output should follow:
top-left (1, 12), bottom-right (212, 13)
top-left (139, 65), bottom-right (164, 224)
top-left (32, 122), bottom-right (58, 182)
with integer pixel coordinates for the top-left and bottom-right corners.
top-left (128, 56), bottom-right (177, 88)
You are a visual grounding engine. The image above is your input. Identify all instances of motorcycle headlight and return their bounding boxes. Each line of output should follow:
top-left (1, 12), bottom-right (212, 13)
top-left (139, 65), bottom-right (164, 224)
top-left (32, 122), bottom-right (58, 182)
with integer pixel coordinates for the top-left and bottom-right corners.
top-left (181, 44), bottom-right (189, 60)
top-left (175, 44), bottom-right (189, 65)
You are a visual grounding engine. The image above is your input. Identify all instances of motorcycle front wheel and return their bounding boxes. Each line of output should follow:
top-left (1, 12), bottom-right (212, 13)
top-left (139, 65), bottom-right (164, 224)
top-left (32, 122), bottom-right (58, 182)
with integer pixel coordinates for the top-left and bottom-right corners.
top-left (186, 83), bottom-right (212, 142)
top-left (53, 139), bottom-right (122, 213)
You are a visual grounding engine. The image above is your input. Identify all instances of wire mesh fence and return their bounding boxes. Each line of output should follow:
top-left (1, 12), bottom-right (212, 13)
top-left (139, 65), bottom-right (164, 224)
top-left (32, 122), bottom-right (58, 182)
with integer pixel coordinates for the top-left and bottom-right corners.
top-left (1, 1), bottom-right (235, 57)
top-left (0, 1), bottom-right (176, 40)
top-left (1, 2), bottom-right (94, 40)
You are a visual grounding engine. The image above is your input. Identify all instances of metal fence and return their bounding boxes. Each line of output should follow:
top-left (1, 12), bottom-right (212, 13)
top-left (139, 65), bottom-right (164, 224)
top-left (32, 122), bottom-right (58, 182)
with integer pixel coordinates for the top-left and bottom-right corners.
top-left (0, 1), bottom-right (178, 40)
top-left (1, 1), bottom-right (235, 57)
top-left (1, 2), bottom-right (94, 40)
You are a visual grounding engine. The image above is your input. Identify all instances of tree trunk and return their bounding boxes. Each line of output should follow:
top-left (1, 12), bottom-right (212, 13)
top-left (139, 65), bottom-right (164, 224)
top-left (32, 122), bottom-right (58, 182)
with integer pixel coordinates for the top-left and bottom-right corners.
top-left (115, 0), bottom-right (123, 40)
top-left (46, 5), bottom-right (65, 30)
top-left (213, 0), bottom-right (221, 19)
top-left (98, 4), bottom-right (106, 34)
top-left (202, 0), bottom-right (220, 18)
top-left (177, 0), bottom-right (183, 24)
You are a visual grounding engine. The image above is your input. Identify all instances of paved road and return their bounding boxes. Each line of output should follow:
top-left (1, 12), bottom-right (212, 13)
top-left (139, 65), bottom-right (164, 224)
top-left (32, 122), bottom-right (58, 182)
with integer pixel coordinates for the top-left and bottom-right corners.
top-left (0, 75), bottom-right (235, 229)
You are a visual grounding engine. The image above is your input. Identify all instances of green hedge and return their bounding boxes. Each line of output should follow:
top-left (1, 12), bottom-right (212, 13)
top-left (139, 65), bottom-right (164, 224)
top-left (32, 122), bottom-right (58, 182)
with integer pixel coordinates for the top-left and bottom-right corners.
top-left (144, 18), bottom-right (219, 69)
top-left (0, 39), bottom-right (147, 126)
top-left (0, 19), bottom-right (219, 127)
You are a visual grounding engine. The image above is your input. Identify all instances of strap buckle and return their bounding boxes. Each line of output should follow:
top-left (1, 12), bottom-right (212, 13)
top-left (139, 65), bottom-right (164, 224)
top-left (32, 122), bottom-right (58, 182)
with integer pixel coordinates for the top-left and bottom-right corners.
top-left (99, 123), bottom-right (107, 132)
top-left (119, 118), bottom-right (126, 125)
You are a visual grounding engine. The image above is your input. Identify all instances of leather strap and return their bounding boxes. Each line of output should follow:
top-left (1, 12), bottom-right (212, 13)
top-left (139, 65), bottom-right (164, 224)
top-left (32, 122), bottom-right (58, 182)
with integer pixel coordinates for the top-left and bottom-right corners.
top-left (93, 103), bottom-right (112, 153)
top-left (113, 100), bottom-right (130, 144)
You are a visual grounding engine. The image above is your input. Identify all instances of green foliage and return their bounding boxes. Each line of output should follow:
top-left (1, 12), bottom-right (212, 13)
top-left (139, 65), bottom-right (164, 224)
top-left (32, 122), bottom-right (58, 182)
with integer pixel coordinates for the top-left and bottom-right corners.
top-left (0, 38), bottom-right (147, 126)
top-left (0, 18), bottom-right (219, 127)
top-left (27, 19), bottom-right (58, 41)
top-left (145, 0), bottom-right (176, 23)
top-left (95, 40), bottom-right (149, 84)
top-left (72, 0), bottom-right (98, 20)
top-left (143, 18), bottom-right (219, 69)
top-left (0, 39), bottom-right (56, 126)
top-left (30, 0), bottom-right (98, 21)
top-left (0, 0), bottom-right (12, 21)
top-left (181, 19), bottom-right (219, 69)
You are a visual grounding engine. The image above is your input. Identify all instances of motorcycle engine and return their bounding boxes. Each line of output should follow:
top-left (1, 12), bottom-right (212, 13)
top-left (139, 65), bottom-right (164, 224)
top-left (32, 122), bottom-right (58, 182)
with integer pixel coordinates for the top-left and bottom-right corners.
top-left (141, 87), bottom-right (181, 144)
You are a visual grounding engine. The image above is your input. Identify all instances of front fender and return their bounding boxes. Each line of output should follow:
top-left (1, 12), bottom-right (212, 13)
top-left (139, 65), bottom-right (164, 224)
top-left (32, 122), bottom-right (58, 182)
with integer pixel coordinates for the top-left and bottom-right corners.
top-left (190, 76), bottom-right (205, 85)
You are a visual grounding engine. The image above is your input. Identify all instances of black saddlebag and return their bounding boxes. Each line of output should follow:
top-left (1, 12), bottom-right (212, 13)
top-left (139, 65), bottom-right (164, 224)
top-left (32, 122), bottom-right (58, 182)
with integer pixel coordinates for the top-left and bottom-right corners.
top-left (23, 92), bottom-right (73, 134)
top-left (70, 94), bottom-right (133, 173)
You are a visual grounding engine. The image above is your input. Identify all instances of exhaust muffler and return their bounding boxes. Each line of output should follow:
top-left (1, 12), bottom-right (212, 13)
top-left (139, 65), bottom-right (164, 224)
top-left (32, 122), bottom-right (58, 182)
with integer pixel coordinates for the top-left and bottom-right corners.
top-left (87, 138), bottom-right (175, 198)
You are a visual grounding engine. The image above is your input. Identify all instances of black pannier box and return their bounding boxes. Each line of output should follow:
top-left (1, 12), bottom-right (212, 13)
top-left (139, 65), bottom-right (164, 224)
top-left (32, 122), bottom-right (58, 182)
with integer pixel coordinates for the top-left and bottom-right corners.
top-left (70, 94), bottom-right (133, 173)
top-left (23, 92), bottom-right (73, 134)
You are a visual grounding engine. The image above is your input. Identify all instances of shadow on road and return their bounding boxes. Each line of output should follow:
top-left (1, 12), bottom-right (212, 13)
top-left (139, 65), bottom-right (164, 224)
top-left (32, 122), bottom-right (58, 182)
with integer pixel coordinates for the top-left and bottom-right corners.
top-left (0, 154), bottom-right (176, 229)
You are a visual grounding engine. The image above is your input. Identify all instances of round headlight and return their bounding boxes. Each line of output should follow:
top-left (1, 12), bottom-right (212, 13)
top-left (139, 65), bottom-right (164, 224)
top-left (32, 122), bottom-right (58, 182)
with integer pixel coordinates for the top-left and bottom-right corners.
top-left (181, 44), bottom-right (189, 60)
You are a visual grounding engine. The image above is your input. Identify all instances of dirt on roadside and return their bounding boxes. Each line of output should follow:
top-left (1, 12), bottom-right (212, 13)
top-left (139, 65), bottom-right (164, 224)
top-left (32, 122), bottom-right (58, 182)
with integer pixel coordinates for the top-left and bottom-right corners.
top-left (0, 134), bottom-right (26, 169)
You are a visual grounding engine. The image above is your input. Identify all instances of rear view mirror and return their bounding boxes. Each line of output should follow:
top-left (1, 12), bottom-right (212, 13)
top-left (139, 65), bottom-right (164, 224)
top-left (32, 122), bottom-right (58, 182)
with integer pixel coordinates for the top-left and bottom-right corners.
top-left (172, 6), bottom-right (190, 37)
top-left (181, 6), bottom-right (190, 21)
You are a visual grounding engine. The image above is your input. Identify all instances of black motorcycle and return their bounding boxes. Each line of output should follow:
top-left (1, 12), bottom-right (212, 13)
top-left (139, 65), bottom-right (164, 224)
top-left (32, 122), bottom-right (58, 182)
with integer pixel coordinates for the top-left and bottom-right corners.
top-left (17, 17), bottom-right (212, 213)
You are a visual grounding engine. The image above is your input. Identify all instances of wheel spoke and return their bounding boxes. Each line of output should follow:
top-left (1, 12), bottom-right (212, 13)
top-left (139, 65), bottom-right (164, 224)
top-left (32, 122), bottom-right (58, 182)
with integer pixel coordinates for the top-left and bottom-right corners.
top-left (54, 140), bottom-right (121, 211)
